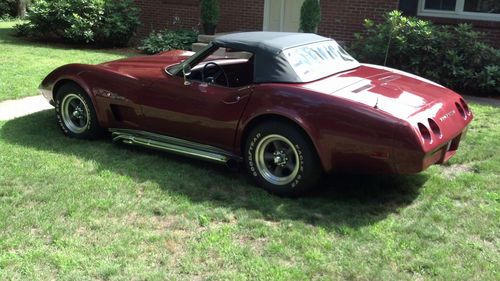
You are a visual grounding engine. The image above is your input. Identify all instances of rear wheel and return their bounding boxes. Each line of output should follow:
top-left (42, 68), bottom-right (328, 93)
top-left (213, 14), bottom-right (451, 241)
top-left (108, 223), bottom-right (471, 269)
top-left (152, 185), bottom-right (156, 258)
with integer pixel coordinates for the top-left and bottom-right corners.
top-left (245, 121), bottom-right (322, 196)
top-left (55, 83), bottom-right (102, 139)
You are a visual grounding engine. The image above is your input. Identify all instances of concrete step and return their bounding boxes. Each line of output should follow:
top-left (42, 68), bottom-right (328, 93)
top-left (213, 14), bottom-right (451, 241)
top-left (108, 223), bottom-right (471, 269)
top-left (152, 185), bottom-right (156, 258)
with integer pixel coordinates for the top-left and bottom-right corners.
top-left (197, 32), bottom-right (234, 43)
top-left (197, 34), bottom-right (217, 43)
top-left (192, 42), bottom-right (208, 52)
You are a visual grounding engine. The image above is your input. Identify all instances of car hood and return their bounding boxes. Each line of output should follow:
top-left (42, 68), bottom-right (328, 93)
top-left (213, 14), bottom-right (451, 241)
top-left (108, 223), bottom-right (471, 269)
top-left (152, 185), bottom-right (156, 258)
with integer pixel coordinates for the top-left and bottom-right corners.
top-left (303, 64), bottom-right (459, 119)
top-left (99, 50), bottom-right (194, 82)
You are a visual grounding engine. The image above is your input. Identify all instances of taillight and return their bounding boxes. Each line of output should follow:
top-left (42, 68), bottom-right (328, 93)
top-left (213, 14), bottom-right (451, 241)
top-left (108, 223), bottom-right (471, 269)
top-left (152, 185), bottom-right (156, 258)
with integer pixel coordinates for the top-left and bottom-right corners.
top-left (428, 118), bottom-right (442, 138)
top-left (455, 102), bottom-right (466, 119)
top-left (460, 98), bottom-right (470, 115)
top-left (418, 123), bottom-right (432, 142)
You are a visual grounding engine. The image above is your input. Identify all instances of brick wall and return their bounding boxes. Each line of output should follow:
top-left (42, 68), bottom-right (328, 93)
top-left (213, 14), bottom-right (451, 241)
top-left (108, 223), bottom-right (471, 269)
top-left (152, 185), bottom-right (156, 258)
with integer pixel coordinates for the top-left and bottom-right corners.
top-left (133, 0), bottom-right (499, 48)
top-left (133, 0), bottom-right (200, 40)
top-left (217, 0), bottom-right (265, 33)
top-left (318, 0), bottom-right (399, 44)
top-left (420, 16), bottom-right (500, 48)
top-left (133, 0), bottom-right (264, 40)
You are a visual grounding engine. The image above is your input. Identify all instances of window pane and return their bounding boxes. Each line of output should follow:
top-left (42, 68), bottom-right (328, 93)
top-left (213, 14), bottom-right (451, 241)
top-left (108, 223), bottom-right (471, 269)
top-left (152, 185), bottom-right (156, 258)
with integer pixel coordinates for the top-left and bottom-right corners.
top-left (424, 0), bottom-right (457, 10)
top-left (464, 0), bottom-right (500, 14)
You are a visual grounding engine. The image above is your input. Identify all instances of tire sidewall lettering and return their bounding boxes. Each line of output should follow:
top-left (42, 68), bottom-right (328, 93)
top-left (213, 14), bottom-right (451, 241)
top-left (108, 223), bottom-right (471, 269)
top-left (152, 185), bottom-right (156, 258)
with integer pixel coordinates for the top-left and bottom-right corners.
top-left (246, 130), bottom-right (305, 189)
top-left (56, 89), bottom-right (94, 137)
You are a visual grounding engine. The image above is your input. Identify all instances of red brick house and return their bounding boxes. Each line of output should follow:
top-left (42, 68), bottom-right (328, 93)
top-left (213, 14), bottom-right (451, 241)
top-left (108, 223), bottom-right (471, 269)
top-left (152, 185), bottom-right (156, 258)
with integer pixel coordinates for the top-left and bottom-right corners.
top-left (134, 0), bottom-right (500, 48)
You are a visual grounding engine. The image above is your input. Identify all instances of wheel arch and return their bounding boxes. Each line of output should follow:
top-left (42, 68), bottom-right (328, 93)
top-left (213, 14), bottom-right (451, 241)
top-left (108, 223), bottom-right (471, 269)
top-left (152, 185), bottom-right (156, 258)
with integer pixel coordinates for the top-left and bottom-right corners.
top-left (53, 79), bottom-right (87, 100)
top-left (238, 113), bottom-right (325, 172)
top-left (52, 77), bottom-right (105, 128)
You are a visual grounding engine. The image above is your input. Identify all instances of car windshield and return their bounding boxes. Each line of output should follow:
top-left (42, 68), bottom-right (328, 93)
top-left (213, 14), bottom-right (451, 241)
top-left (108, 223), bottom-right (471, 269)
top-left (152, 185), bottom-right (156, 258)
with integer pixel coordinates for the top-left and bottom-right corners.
top-left (283, 40), bottom-right (360, 82)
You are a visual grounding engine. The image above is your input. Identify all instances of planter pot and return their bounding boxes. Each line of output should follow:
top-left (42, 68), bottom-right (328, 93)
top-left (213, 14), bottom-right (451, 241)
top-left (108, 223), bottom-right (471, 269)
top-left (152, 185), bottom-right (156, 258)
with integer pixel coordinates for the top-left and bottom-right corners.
top-left (203, 24), bottom-right (217, 35)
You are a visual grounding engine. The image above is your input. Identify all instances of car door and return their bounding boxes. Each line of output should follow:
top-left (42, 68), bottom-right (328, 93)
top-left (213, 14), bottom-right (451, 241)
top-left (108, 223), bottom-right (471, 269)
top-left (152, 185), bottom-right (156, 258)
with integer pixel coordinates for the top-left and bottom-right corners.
top-left (139, 75), bottom-right (252, 151)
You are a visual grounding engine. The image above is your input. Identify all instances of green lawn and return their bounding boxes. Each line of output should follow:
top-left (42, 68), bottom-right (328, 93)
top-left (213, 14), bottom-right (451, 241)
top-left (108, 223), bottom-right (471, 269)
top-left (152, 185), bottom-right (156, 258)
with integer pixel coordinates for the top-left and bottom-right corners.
top-left (0, 21), bottom-right (499, 281)
top-left (0, 21), bottom-right (133, 101)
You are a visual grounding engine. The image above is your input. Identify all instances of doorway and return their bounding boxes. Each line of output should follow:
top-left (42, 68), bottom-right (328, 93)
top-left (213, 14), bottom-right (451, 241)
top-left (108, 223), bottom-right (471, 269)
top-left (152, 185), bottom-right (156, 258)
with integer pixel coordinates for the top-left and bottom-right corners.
top-left (263, 0), bottom-right (305, 32)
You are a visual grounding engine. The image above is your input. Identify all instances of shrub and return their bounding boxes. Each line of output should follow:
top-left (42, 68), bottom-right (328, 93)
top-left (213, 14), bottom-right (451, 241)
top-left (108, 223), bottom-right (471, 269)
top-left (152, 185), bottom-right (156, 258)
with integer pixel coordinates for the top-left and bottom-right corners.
top-left (201, 0), bottom-right (220, 26)
top-left (350, 10), bottom-right (500, 96)
top-left (0, 0), bottom-right (16, 19)
top-left (14, 0), bottom-right (140, 46)
top-left (97, 0), bottom-right (141, 46)
top-left (300, 0), bottom-right (321, 33)
top-left (138, 29), bottom-right (198, 55)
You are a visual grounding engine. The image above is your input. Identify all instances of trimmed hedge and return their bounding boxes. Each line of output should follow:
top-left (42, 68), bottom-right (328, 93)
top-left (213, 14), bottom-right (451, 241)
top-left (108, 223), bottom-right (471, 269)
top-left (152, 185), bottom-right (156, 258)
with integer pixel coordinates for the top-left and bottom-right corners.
top-left (350, 11), bottom-right (500, 96)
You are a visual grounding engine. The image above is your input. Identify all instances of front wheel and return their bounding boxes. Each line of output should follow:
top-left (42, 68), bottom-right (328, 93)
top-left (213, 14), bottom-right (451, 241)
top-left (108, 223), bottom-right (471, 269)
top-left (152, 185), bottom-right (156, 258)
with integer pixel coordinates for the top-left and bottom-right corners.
top-left (55, 83), bottom-right (102, 139)
top-left (245, 121), bottom-right (322, 196)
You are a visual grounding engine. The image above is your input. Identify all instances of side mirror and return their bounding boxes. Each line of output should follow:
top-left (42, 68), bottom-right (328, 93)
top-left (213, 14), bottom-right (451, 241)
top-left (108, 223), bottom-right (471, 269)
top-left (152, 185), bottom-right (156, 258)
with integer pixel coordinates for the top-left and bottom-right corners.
top-left (182, 64), bottom-right (192, 86)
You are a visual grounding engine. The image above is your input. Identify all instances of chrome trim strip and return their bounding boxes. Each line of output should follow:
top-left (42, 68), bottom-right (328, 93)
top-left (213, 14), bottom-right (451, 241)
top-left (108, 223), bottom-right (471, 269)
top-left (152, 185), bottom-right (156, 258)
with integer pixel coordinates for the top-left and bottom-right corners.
top-left (110, 128), bottom-right (240, 164)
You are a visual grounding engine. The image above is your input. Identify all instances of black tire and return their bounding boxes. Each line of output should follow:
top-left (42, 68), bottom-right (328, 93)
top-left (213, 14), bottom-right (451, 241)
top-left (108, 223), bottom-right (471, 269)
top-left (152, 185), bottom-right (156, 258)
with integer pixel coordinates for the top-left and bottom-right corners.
top-left (245, 121), bottom-right (322, 196)
top-left (55, 83), bottom-right (102, 139)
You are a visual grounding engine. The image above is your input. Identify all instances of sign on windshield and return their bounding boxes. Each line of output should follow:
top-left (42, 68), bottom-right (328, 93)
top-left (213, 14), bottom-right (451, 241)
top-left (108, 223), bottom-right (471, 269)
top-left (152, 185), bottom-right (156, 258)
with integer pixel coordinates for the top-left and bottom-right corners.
top-left (283, 40), bottom-right (360, 82)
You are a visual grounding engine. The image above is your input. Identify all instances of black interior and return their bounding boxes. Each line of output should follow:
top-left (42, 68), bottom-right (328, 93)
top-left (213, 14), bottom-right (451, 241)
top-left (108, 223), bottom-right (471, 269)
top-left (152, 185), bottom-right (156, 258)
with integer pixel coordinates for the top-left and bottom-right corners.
top-left (185, 57), bottom-right (254, 88)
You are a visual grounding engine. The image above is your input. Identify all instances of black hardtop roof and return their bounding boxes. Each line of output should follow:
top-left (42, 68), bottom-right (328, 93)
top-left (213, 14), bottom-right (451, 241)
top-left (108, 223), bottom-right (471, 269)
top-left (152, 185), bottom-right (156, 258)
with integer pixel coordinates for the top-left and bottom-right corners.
top-left (213, 32), bottom-right (331, 54)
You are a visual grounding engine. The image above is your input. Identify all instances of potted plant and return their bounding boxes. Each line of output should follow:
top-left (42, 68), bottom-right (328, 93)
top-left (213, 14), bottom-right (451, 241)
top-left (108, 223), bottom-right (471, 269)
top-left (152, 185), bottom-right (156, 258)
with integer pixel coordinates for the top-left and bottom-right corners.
top-left (300, 0), bottom-right (321, 33)
top-left (201, 0), bottom-right (219, 35)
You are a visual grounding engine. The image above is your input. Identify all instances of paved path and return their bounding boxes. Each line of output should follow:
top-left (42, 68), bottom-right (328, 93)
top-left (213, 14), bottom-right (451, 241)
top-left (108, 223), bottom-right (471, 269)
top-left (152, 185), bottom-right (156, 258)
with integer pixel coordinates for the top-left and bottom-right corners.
top-left (463, 95), bottom-right (500, 108)
top-left (0, 95), bottom-right (53, 121)
top-left (0, 94), bottom-right (498, 122)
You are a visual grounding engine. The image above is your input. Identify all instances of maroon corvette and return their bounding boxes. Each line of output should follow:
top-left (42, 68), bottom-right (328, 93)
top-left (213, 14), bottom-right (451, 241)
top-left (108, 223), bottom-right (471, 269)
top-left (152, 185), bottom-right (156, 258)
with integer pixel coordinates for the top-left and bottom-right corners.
top-left (39, 32), bottom-right (472, 196)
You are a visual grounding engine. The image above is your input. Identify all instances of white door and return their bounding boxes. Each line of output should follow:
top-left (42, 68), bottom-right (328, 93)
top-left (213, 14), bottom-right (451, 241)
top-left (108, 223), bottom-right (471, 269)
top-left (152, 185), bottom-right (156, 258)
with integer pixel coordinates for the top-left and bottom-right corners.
top-left (264, 0), bottom-right (305, 32)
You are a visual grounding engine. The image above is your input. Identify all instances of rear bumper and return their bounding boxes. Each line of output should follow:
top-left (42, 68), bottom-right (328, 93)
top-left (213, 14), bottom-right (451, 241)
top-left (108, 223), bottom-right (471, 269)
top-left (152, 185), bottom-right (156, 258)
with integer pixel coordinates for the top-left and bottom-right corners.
top-left (397, 126), bottom-right (468, 174)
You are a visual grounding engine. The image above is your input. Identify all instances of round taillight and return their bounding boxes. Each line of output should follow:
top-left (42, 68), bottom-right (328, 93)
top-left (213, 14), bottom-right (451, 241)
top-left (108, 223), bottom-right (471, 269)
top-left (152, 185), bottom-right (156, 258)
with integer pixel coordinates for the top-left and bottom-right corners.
top-left (418, 123), bottom-right (432, 142)
top-left (460, 98), bottom-right (470, 115)
top-left (428, 118), bottom-right (442, 138)
top-left (455, 102), bottom-right (466, 119)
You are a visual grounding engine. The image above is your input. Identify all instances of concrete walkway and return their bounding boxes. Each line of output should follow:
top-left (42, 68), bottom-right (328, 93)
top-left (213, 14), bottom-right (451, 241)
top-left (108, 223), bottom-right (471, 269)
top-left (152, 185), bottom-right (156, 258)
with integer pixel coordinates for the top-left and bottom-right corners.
top-left (0, 95), bottom-right (53, 121)
top-left (0, 94), bottom-right (498, 122)
top-left (463, 95), bottom-right (500, 108)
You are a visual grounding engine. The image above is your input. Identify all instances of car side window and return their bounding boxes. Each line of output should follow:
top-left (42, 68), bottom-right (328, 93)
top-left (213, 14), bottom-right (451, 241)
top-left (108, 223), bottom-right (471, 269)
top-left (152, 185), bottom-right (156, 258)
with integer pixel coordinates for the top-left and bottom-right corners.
top-left (187, 47), bottom-right (255, 88)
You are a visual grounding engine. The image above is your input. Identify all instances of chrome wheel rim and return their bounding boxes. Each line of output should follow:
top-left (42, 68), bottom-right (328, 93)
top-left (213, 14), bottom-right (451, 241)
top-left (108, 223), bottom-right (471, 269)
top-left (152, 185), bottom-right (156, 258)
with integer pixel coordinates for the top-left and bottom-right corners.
top-left (255, 134), bottom-right (300, 186)
top-left (61, 94), bottom-right (89, 134)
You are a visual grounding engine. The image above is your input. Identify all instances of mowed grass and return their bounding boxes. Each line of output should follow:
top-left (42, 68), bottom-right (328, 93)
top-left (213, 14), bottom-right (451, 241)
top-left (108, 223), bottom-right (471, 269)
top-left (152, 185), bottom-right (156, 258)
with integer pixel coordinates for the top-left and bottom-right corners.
top-left (0, 104), bottom-right (498, 279)
top-left (0, 21), bottom-right (133, 101)
top-left (0, 20), bottom-right (499, 280)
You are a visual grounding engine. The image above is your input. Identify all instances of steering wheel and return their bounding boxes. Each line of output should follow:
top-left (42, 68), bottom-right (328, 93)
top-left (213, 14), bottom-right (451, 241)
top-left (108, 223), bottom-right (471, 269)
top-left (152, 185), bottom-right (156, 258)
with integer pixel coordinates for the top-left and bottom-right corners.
top-left (202, 62), bottom-right (229, 87)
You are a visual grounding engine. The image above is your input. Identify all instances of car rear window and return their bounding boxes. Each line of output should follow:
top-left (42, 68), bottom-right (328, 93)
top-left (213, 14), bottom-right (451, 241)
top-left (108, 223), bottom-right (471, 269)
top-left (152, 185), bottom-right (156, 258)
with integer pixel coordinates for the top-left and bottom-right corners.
top-left (283, 40), bottom-right (360, 82)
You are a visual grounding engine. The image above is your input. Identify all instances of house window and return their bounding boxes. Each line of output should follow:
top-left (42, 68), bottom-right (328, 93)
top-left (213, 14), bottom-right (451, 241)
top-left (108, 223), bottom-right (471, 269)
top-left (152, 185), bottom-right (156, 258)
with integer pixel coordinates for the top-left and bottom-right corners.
top-left (418, 0), bottom-right (500, 21)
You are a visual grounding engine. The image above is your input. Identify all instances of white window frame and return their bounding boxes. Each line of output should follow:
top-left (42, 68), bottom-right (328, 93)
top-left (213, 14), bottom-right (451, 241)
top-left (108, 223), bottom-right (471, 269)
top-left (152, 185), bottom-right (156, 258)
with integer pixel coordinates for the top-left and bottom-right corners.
top-left (418, 0), bottom-right (500, 22)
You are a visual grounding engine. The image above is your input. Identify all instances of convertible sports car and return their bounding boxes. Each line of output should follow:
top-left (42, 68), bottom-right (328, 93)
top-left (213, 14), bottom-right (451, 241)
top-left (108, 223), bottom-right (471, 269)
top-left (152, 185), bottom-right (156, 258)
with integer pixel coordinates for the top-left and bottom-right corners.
top-left (39, 32), bottom-right (472, 196)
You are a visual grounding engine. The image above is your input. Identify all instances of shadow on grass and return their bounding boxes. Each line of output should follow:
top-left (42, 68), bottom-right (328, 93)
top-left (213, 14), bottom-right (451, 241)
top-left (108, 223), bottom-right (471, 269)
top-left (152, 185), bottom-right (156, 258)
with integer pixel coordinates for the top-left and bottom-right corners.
top-left (1, 110), bottom-right (428, 232)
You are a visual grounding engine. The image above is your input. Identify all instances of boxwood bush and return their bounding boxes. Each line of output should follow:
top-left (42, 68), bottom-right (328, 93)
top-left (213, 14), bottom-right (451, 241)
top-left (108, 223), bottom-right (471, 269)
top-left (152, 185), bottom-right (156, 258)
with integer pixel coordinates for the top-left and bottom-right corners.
top-left (138, 29), bottom-right (198, 55)
top-left (350, 11), bottom-right (500, 96)
top-left (14, 0), bottom-right (140, 47)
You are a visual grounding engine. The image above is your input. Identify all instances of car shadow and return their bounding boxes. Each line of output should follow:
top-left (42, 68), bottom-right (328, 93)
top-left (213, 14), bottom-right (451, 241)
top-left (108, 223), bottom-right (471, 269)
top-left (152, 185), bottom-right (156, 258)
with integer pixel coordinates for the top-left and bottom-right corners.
top-left (1, 110), bottom-right (428, 232)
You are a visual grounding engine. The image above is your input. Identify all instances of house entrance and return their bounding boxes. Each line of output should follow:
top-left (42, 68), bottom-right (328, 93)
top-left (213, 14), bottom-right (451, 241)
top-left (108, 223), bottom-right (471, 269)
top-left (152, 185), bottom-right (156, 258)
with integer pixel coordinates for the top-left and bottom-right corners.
top-left (264, 0), bottom-right (305, 32)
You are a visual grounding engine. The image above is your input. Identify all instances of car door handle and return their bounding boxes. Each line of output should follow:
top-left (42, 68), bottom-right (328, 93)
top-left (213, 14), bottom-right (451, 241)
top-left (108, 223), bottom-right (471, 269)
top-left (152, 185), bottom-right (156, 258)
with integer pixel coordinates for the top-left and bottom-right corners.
top-left (223, 94), bottom-right (249, 104)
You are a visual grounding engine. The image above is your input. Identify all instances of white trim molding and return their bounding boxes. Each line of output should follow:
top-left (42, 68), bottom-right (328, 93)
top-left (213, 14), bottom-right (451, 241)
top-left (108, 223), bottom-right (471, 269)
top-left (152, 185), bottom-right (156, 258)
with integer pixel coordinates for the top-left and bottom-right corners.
top-left (418, 0), bottom-right (500, 22)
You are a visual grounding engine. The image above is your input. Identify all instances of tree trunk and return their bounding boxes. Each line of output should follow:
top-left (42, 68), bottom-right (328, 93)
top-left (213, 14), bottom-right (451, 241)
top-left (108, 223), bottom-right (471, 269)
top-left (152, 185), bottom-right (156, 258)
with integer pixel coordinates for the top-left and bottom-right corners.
top-left (17, 0), bottom-right (27, 18)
